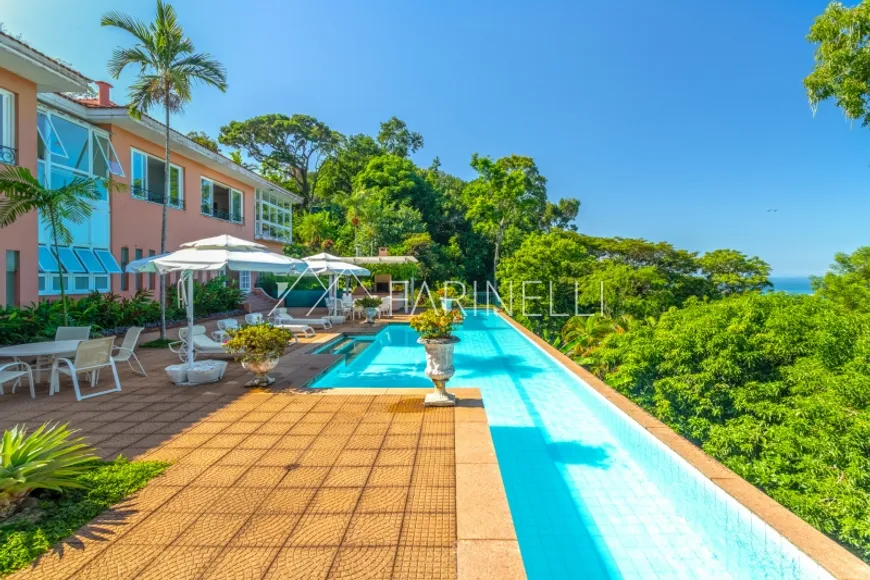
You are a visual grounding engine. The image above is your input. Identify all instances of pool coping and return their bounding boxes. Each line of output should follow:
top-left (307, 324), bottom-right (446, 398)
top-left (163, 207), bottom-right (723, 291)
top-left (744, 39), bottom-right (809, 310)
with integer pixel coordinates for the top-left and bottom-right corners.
top-left (498, 310), bottom-right (869, 579)
top-left (303, 386), bottom-right (526, 580)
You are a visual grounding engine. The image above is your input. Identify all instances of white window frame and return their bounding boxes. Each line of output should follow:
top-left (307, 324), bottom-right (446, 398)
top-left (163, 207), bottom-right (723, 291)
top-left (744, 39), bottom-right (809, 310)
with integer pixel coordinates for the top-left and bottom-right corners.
top-left (201, 176), bottom-right (243, 224)
top-left (36, 107), bottom-right (116, 296)
top-left (255, 189), bottom-right (293, 243)
top-left (130, 147), bottom-right (184, 209)
top-left (0, 88), bottom-right (15, 159)
top-left (238, 270), bottom-right (251, 294)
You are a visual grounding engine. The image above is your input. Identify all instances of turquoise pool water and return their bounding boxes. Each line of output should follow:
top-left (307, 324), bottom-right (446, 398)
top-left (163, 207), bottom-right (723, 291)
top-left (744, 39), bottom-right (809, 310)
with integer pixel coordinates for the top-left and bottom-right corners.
top-left (311, 312), bottom-right (831, 579)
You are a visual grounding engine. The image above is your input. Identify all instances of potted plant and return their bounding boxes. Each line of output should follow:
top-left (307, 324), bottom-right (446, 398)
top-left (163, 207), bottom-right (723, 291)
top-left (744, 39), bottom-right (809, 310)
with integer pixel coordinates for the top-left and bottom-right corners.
top-left (355, 296), bottom-right (383, 325)
top-left (224, 323), bottom-right (294, 387)
top-left (409, 307), bottom-right (464, 406)
top-left (436, 286), bottom-right (457, 310)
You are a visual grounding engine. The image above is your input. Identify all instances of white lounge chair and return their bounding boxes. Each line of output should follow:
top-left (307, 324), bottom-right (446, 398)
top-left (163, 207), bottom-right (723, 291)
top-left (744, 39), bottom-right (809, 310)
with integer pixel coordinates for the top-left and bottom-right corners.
top-left (212, 319), bottom-right (239, 343)
top-left (170, 325), bottom-right (232, 362)
top-left (0, 362), bottom-right (35, 398)
top-left (271, 322), bottom-right (315, 338)
top-left (271, 308), bottom-right (333, 329)
top-left (50, 337), bottom-right (122, 401)
top-left (112, 327), bottom-right (146, 376)
top-left (245, 313), bottom-right (264, 325)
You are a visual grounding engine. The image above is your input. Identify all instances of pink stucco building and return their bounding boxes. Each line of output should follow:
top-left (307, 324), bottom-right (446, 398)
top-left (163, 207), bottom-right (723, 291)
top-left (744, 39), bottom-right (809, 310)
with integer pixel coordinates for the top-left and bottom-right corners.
top-left (0, 32), bottom-right (299, 308)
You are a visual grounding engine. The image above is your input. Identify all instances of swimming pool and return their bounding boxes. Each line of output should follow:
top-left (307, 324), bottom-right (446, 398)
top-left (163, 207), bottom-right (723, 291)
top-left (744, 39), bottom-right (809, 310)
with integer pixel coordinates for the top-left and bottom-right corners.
top-left (311, 312), bottom-right (831, 579)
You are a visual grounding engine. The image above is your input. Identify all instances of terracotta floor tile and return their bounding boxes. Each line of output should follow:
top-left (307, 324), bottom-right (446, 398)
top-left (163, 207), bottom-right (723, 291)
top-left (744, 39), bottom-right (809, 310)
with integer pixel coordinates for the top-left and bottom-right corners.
top-left (231, 513), bottom-right (301, 547)
top-left (189, 464), bottom-right (248, 487)
top-left (116, 509), bottom-right (199, 545)
top-left (400, 513), bottom-right (456, 547)
top-left (310, 433), bottom-right (354, 448)
top-left (221, 421), bottom-right (262, 435)
top-left (335, 449), bottom-right (379, 466)
top-left (288, 422), bottom-right (325, 436)
top-left (273, 434), bottom-right (317, 449)
top-left (264, 547), bottom-right (338, 579)
top-left (174, 513), bottom-right (249, 546)
top-left (254, 421), bottom-right (295, 435)
top-left (323, 466), bottom-right (371, 487)
top-left (382, 435), bottom-right (418, 449)
top-left (286, 514), bottom-right (352, 546)
top-left (115, 484), bottom-right (182, 512)
top-left (214, 488), bottom-right (271, 514)
top-left (406, 486), bottom-right (455, 514)
top-left (375, 448), bottom-right (416, 466)
top-left (277, 466), bottom-right (331, 488)
top-left (176, 448), bottom-right (229, 466)
top-left (393, 546), bottom-right (456, 580)
top-left (201, 547), bottom-right (279, 579)
top-left (238, 433), bottom-right (282, 449)
top-left (235, 466), bottom-right (291, 488)
top-left (346, 434), bottom-right (386, 450)
top-left (202, 433), bottom-right (248, 448)
top-left (254, 448), bottom-right (304, 467)
top-left (300, 446), bottom-right (344, 466)
top-left (257, 487), bottom-right (317, 514)
top-left (308, 487), bottom-right (363, 513)
top-left (161, 487), bottom-right (225, 513)
top-left (357, 487), bottom-right (409, 514)
top-left (344, 513), bottom-right (404, 546)
top-left (214, 448), bottom-right (269, 466)
top-left (134, 546), bottom-right (222, 580)
top-left (71, 544), bottom-right (162, 579)
top-left (368, 466), bottom-right (413, 487)
top-left (327, 546), bottom-right (397, 579)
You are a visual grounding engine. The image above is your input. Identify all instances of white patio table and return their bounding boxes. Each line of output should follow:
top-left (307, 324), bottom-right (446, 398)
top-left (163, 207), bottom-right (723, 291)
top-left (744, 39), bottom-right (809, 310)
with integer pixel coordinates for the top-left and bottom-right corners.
top-left (0, 340), bottom-right (82, 387)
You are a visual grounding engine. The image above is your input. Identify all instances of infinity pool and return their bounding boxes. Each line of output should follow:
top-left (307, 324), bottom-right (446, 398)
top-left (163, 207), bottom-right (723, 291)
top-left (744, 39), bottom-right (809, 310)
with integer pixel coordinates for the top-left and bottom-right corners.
top-left (311, 312), bottom-right (830, 579)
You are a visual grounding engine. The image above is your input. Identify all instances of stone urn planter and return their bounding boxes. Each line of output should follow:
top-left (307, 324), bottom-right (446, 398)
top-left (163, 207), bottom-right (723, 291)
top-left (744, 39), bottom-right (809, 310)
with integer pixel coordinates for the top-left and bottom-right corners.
top-left (418, 336), bottom-right (460, 406)
top-left (241, 357), bottom-right (280, 387)
top-left (355, 296), bottom-right (383, 326)
top-left (364, 307), bottom-right (378, 325)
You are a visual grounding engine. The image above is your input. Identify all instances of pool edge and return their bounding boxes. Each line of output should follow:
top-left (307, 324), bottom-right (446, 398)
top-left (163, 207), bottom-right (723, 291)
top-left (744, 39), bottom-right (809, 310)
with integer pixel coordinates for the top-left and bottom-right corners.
top-left (497, 310), bottom-right (868, 580)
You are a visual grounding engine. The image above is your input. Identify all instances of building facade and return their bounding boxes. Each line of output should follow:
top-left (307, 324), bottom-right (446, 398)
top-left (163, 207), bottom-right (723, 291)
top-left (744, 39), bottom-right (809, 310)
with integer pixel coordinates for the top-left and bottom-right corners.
top-left (0, 33), bottom-right (300, 308)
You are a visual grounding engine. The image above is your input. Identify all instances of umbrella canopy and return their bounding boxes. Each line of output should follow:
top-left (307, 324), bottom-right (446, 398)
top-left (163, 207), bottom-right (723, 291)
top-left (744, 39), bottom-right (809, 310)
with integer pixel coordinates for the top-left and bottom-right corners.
top-left (125, 235), bottom-right (304, 370)
top-left (304, 258), bottom-right (370, 277)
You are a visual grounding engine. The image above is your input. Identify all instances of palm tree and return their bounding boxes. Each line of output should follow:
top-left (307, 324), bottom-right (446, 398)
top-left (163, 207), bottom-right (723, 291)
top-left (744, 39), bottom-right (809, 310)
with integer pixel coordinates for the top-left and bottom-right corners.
top-left (0, 166), bottom-right (104, 324)
top-left (102, 0), bottom-right (228, 339)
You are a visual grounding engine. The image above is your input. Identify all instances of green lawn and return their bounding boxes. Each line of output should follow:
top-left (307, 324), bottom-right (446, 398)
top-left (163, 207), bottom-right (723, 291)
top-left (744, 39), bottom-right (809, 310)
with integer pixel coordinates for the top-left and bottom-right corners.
top-left (0, 458), bottom-right (169, 576)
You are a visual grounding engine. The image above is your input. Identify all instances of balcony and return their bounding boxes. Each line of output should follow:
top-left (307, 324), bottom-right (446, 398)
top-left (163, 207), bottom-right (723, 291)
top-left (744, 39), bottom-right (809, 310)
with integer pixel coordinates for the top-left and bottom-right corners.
top-left (0, 145), bottom-right (16, 165)
top-left (131, 184), bottom-right (184, 209)
top-left (201, 204), bottom-right (243, 225)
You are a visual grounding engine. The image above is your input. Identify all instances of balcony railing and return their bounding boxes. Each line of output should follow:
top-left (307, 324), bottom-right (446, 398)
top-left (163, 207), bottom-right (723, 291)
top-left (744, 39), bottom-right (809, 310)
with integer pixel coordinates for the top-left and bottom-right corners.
top-left (201, 204), bottom-right (243, 224)
top-left (0, 145), bottom-right (16, 165)
top-left (131, 184), bottom-right (184, 209)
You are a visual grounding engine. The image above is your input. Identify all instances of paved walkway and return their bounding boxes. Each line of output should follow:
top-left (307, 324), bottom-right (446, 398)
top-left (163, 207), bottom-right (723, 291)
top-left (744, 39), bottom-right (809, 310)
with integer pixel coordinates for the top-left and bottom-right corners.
top-left (12, 393), bottom-right (457, 579)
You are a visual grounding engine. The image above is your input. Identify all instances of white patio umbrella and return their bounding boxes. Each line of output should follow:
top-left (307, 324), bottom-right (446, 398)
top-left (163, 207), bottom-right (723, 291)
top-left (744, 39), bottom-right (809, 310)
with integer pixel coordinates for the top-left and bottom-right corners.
top-left (268, 253), bottom-right (372, 317)
top-left (126, 235), bottom-right (304, 368)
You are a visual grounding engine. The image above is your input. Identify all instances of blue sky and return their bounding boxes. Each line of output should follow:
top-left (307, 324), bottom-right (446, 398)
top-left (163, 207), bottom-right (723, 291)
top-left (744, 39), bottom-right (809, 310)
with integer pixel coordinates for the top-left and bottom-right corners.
top-left (3, 0), bottom-right (866, 276)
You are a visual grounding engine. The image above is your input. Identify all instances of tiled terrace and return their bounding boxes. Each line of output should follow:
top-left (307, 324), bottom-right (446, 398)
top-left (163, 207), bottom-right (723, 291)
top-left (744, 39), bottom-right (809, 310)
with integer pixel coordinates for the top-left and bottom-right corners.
top-left (1, 314), bottom-right (523, 580)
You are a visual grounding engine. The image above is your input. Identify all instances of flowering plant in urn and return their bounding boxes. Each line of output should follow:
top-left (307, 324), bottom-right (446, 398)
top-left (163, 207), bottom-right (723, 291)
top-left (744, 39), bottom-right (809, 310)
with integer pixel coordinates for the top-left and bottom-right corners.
top-left (409, 308), bottom-right (463, 406)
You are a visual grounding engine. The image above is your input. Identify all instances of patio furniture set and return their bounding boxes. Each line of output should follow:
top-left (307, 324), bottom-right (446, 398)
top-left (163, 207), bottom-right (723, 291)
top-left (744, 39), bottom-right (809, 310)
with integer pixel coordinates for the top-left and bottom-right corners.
top-left (0, 326), bottom-right (146, 401)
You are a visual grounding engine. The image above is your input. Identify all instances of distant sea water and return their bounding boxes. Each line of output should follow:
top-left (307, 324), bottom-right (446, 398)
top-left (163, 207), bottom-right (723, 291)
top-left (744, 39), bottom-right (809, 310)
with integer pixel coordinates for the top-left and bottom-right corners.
top-left (769, 276), bottom-right (813, 295)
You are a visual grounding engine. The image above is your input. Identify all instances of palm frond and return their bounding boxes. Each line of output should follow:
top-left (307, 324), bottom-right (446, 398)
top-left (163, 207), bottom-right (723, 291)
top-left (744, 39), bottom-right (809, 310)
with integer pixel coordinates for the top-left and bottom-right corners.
top-left (172, 53), bottom-right (228, 91)
top-left (100, 11), bottom-right (155, 48)
top-left (107, 46), bottom-right (155, 78)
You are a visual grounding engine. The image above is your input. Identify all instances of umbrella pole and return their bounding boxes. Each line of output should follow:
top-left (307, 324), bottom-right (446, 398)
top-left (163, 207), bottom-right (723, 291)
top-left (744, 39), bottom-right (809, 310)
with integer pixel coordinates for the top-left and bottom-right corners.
top-left (186, 272), bottom-right (195, 369)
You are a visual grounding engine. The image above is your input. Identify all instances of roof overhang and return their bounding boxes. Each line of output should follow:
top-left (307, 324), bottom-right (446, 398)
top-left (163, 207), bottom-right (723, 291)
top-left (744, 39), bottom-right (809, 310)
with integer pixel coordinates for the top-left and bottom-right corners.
top-left (0, 34), bottom-right (90, 93)
top-left (37, 94), bottom-right (302, 203)
top-left (340, 256), bottom-right (419, 264)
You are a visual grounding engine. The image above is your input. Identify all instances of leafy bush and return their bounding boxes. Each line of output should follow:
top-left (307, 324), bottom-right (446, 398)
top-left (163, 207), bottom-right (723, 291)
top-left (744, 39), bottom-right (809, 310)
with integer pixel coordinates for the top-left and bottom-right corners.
top-left (589, 293), bottom-right (870, 560)
top-left (224, 323), bottom-right (295, 363)
top-left (355, 296), bottom-right (383, 309)
top-left (0, 277), bottom-right (243, 346)
top-left (410, 308), bottom-right (463, 340)
top-left (0, 457), bottom-right (167, 576)
top-left (0, 424), bottom-right (97, 520)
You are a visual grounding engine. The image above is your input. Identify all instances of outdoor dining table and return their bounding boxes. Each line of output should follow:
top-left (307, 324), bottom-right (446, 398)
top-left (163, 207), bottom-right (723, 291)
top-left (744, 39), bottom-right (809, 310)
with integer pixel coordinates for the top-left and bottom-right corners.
top-left (0, 340), bottom-right (82, 386)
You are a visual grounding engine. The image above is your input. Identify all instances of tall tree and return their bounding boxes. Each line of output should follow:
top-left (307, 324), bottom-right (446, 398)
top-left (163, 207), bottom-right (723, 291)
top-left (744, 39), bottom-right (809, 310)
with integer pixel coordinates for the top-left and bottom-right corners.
top-left (102, 0), bottom-right (227, 339)
top-left (377, 116), bottom-right (423, 158)
top-left (541, 198), bottom-right (580, 231)
top-left (186, 130), bottom-right (219, 153)
top-left (219, 114), bottom-right (343, 209)
top-left (465, 154), bottom-right (547, 279)
top-left (805, 1), bottom-right (870, 126)
top-left (697, 249), bottom-right (771, 296)
top-left (0, 166), bottom-right (106, 324)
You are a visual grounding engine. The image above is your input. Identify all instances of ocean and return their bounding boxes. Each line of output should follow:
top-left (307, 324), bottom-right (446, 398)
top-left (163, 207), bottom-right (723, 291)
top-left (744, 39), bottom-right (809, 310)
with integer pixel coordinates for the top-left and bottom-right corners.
top-left (769, 276), bottom-right (813, 295)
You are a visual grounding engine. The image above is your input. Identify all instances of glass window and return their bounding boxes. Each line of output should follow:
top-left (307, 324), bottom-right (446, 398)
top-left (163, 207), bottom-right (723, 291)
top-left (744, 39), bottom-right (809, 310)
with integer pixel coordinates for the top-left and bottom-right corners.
top-left (170, 166), bottom-right (181, 206)
top-left (38, 276), bottom-right (46, 292)
top-left (231, 189), bottom-right (243, 222)
top-left (131, 149), bottom-right (182, 207)
top-left (201, 178), bottom-right (212, 214)
top-left (94, 275), bottom-right (109, 292)
top-left (56, 247), bottom-right (86, 273)
top-left (120, 247), bottom-right (129, 291)
top-left (38, 246), bottom-right (61, 272)
top-left (73, 276), bottom-right (90, 292)
top-left (94, 249), bottom-right (123, 274)
top-left (51, 115), bottom-right (89, 171)
top-left (132, 150), bottom-right (146, 197)
top-left (37, 111), bottom-right (67, 160)
top-left (93, 134), bottom-right (125, 178)
top-left (74, 248), bottom-right (105, 273)
top-left (51, 276), bottom-right (67, 292)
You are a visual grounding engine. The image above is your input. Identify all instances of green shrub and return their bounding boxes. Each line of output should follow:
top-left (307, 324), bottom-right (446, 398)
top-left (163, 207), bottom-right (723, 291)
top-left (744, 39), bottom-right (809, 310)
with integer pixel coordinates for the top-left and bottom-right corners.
top-left (0, 457), bottom-right (167, 576)
top-left (224, 323), bottom-right (295, 363)
top-left (0, 424), bottom-right (98, 520)
top-left (354, 296), bottom-right (383, 309)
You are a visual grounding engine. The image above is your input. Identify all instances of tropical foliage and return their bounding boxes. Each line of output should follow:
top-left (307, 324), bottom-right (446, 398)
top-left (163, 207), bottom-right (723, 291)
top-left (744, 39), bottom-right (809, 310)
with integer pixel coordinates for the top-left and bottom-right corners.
top-left (102, 0), bottom-right (227, 338)
top-left (0, 456), bottom-right (167, 576)
top-left (0, 277), bottom-right (243, 347)
top-left (354, 296), bottom-right (383, 309)
top-left (0, 424), bottom-right (97, 520)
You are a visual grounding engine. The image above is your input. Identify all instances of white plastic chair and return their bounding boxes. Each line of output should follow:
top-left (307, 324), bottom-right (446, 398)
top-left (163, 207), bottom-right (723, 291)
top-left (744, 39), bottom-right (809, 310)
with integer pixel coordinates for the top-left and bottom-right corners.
top-left (112, 327), bottom-right (146, 376)
top-left (170, 326), bottom-right (230, 362)
top-left (50, 337), bottom-right (122, 401)
top-left (212, 319), bottom-right (239, 343)
top-left (0, 362), bottom-right (35, 398)
top-left (245, 313), bottom-right (264, 325)
top-left (55, 326), bottom-right (92, 341)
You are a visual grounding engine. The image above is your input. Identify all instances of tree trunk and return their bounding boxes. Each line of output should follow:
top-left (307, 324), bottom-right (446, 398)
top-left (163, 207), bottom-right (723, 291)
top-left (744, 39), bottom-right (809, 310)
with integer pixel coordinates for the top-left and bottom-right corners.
top-left (159, 100), bottom-right (170, 340)
top-left (50, 210), bottom-right (69, 325)
top-left (492, 220), bottom-right (505, 291)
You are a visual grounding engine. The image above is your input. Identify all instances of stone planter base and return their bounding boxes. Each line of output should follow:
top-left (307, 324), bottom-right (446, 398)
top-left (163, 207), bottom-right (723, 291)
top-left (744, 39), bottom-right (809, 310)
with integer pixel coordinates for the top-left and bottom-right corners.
top-left (424, 386), bottom-right (456, 407)
top-left (165, 360), bottom-right (228, 386)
